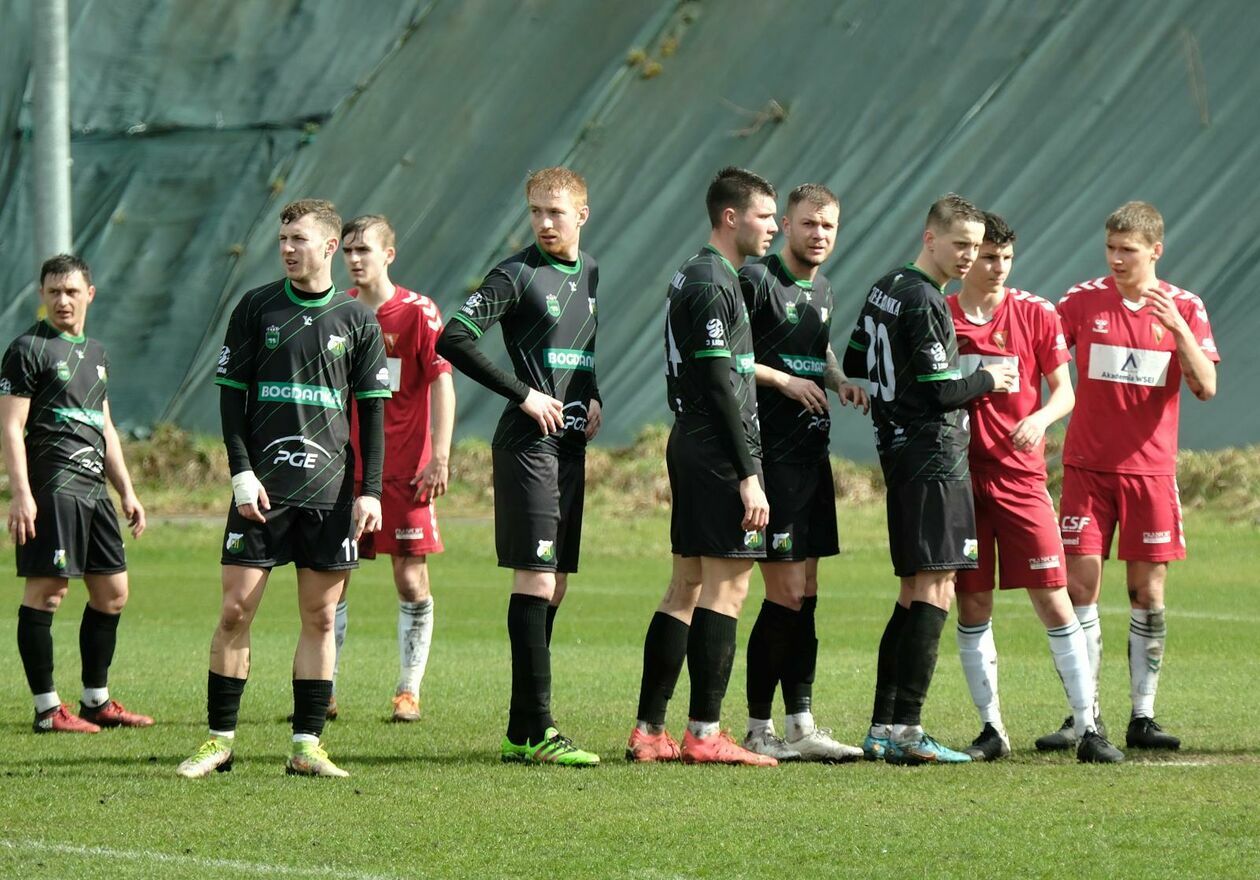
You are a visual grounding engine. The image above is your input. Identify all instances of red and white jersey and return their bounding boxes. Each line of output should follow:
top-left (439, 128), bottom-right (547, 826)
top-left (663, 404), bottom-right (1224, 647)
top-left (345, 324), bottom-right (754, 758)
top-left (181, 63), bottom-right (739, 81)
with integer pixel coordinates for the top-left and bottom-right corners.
top-left (1057, 276), bottom-right (1219, 476)
top-left (350, 286), bottom-right (452, 481)
top-left (949, 288), bottom-right (1070, 478)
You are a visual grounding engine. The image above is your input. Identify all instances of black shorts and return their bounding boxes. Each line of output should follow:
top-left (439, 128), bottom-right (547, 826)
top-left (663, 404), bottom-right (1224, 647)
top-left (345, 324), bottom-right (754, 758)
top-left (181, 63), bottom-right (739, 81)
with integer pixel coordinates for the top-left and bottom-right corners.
top-left (220, 504), bottom-right (358, 571)
top-left (763, 458), bottom-right (840, 562)
top-left (667, 424), bottom-right (765, 559)
top-left (885, 480), bottom-right (978, 578)
top-left (15, 492), bottom-right (126, 578)
top-left (492, 448), bottom-right (584, 573)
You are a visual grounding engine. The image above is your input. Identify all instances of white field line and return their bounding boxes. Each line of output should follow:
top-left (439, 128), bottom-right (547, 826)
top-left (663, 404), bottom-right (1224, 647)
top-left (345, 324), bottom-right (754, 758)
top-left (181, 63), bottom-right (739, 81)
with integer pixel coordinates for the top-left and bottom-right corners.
top-left (0, 839), bottom-right (402, 880)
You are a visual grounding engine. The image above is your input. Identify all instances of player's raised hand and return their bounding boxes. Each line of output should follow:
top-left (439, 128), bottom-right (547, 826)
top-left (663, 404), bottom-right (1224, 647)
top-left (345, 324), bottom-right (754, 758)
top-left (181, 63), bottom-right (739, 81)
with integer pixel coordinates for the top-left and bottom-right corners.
top-left (982, 362), bottom-right (1018, 392)
top-left (1142, 285), bottom-right (1187, 333)
top-left (121, 493), bottom-right (146, 538)
top-left (353, 495), bottom-right (383, 540)
top-left (584, 399), bottom-right (602, 441)
top-left (780, 374), bottom-right (829, 414)
top-left (738, 475), bottom-right (769, 531)
top-left (520, 388), bottom-right (564, 435)
top-left (8, 492), bottom-right (37, 545)
top-left (413, 456), bottom-right (449, 502)
top-left (836, 380), bottom-right (870, 414)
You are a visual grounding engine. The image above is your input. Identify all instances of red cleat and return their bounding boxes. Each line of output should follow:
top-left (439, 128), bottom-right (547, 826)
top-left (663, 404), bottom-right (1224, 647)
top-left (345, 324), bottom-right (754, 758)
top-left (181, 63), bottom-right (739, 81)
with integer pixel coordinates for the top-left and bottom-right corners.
top-left (681, 729), bottom-right (778, 766)
top-left (80, 699), bottom-right (154, 728)
top-left (33, 704), bottom-right (101, 734)
top-left (625, 727), bottom-right (682, 763)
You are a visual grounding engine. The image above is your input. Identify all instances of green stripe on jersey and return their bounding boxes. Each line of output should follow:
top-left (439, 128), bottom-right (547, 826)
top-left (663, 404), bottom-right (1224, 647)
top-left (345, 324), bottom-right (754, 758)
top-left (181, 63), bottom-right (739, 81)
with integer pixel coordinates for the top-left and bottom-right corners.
top-left (543, 348), bottom-right (595, 371)
top-left (693, 348), bottom-right (731, 359)
top-left (257, 382), bottom-right (343, 409)
top-left (52, 407), bottom-right (104, 428)
top-left (916, 369), bottom-right (962, 382)
top-left (778, 354), bottom-right (825, 376)
top-left (449, 311), bottom-right (483, 338)
top-left (215, 377), bottom-right (249, 391)
top-left (847, 339), bottom-right (868, 352)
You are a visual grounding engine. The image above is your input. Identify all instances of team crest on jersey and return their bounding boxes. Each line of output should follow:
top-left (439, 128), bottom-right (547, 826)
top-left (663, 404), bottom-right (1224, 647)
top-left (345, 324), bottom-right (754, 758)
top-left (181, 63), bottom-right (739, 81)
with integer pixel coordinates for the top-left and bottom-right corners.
top-left (96, 364), bottom-right (107, 382)
top-left (1151, 323), bottom-right (1166, 344)
top-left (963, 539), bottom-right (979, 561)
top-left (546, 293), bottom-right (561, 318)
top-left (743, 531), bottom-right (764, 550)
top-left (1093, 317), bottom-right (1109, 334)
top-left (55, 360), bottom-right (71, 381)
top-left (785, 303), bottom-right (799, 325)
top-left (52, 549), bottom-right (67, 569)
top-left (326, 334), bottom-right (348, 357)
top-left (992, 330), bottom-right (1007, 350)
top-left (383, 333), bottom-right (398, 355)
top-left (265, 325), bottom-right (281, 350)
top-left (772, 532), bottom-right (792, 551)
top-left (536, 540), bottom-right (555, 562)
top-left (225, 532), bottom-right (244, 553)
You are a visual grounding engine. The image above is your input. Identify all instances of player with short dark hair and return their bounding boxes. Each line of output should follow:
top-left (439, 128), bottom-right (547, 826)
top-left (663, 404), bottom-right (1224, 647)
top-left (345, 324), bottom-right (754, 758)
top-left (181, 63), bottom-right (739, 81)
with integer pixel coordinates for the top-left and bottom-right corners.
top-left (843, 194), bottom-right (1016, 765)
top-left (737, 183), bottom-right (867, 762)
top-left (177, 198), bottom-right (390, 779)
top-left (2, 255), bottom-right (154, 734)
top-left (626, 166), bottom-right (778, 767)
top-left (1035, 201), bottom-right (1219, 753)
top-left (950, 212), bottom-right (1123, 764)
top-left (436, 167), bottom-right (602, 766)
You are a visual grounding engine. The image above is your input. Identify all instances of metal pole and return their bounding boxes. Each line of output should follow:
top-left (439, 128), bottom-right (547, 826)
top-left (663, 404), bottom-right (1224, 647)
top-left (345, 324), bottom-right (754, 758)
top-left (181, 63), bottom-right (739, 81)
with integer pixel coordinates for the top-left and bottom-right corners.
top-left (32, 0), bottom-right (72, 271)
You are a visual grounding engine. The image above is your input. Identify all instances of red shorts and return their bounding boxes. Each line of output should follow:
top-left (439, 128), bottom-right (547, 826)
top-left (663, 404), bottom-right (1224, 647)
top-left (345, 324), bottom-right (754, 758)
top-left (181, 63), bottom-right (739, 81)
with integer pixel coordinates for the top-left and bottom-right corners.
top-left (357, 479), bottom-right (443, 559)
top-left (1058, 466), bottom-right (1184, 563)
top-left (956, 470), bottom-right (1066, 593)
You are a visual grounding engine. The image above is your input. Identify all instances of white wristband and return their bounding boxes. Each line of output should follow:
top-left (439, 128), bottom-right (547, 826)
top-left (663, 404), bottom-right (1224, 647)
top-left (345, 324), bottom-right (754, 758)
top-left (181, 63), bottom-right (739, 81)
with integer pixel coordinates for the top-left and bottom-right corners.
top-left (231, 470), bottom-right (262, 508)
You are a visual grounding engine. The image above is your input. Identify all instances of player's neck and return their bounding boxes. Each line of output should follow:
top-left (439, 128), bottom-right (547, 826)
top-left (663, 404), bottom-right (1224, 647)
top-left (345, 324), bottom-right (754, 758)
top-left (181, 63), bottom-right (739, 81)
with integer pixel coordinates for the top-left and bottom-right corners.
top-left (1113, 272), bottom-right (1157, 302)
top-left (957, 283), bottom-right (1005, 321)
top-left (289, 270), bottom-right (334, 295)
top-left (910, 248), bottom-right (949, 290)
top-left (706, 232), bottom-right (745, 271)
top-left (356, 277), bottom-right (395, 311)
top-left (46, 317), bottom-right (86, 339)
top-left (779, 249), bottom-right (818, 283)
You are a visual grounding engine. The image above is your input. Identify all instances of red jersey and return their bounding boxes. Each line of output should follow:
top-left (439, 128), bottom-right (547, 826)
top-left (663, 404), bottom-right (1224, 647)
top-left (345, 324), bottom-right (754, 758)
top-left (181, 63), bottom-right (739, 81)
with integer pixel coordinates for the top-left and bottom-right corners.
top-left (1057, 276), bottom-right (1219, 476)
top-left (350, 286), bottom-right (451, 481)
top-left (950, 288), bottom-right (1070, 478)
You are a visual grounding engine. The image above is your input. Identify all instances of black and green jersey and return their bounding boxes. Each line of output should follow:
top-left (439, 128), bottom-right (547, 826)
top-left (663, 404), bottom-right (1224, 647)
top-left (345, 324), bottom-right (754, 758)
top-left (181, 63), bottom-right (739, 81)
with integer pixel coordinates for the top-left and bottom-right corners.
top-left (451, 244), bottom-right (598, 456)
top-left (845, 264), bottom-right (970, 482)
top-left (215, 278), bottom-right (390, 509)
top-left (664, 246), bottom-right (760, 457)
top-left (741, 253), bottom-right (834, 464)
top-left (0, 321), bottom-right (111, 499)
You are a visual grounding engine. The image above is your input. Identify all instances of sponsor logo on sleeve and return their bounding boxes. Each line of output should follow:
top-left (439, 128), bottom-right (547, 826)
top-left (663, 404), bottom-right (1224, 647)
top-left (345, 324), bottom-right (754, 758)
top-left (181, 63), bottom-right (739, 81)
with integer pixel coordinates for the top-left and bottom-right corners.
top-left (588, 296), bottom-right (597, 316)
top-left (927, 342), bottom-right (949, 372)
top-left (375, 367), bottom-right (391, 386)
top-left (1054, 333), bottom-right (1067, 350)
top-left (706, 318), bottom-right (726, 346)
top-left (218, 346), bottom-right (231, 368)
top-left (1201, 336), bottom-right (1217, 354)
top-left (96, 364), bottom-right (107, 383)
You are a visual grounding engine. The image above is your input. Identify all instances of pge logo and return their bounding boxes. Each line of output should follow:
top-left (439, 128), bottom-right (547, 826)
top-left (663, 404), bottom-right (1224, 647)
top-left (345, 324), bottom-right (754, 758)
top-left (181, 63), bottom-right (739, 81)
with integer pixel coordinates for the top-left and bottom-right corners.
top-left (263, 435), bottom-right (332, 469)
top-left (561, 401), bottom-right (588, 433)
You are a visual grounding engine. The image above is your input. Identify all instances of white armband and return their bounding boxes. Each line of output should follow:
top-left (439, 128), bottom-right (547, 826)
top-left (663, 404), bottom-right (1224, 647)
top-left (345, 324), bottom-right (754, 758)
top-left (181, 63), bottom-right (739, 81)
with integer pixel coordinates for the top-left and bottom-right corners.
top-left (231, 470), bottom-right (262, 508)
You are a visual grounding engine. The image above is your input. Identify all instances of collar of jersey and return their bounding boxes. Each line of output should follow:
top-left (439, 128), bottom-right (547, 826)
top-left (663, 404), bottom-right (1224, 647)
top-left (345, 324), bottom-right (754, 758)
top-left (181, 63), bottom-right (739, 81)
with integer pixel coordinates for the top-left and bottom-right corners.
top-left (285, 278), bottom-right (338, 308)
top-left (703, 245), bottom-right (738, 280)
top-left (774, 253), bottom-right (813, 290)
top-left (41, 319), bottom-right (86, 343)
top-left (905, 262), bottom-right (944, 292)
top-left (534, 244), bottom-right (581, 275)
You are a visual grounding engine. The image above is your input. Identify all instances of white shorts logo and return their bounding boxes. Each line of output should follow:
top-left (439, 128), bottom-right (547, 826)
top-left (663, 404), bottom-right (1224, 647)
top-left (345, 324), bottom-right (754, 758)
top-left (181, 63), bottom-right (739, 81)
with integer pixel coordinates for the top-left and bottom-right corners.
top-left (1060, 515), bottom-right (1091, 532)
top-left (1029, 555), bottom-right (1060, 571)
top-left (1143, 530), bottom-right (1172, 544)
top-left (395, 527), bottom-right (425, 540)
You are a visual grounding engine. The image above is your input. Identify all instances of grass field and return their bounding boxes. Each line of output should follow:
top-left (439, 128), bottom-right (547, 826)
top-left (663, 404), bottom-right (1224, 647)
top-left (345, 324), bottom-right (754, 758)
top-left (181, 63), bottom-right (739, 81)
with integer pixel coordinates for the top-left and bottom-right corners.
top-left (1, 499), bottom-right (1258, 879)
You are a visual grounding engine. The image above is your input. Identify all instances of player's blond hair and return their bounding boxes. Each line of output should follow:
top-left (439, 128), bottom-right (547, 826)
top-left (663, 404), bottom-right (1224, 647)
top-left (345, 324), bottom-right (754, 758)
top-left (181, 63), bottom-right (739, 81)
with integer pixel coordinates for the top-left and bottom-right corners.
top-left (280, 199), bottom-right (342, 239)
top-left (925, 193), bottom-right (984, 232)
top-left (1105, 201), bottom-right (1163, 245)
top-left (526, 167), bottom-right (588, 206)
top-left (342, 214), bottom-right (396, 250)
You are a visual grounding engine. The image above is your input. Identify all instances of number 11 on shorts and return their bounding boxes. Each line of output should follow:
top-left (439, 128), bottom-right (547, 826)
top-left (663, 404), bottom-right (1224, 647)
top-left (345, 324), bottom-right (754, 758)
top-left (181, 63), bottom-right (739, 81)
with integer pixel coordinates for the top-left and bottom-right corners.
top-left (340, 537), bottom-right (358, 562)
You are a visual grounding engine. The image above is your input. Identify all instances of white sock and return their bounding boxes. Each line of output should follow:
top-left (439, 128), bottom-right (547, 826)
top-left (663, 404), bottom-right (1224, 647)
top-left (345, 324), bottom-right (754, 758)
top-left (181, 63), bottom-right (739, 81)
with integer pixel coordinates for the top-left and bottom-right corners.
top-left (957, 619), bottom-right (1003, 729)
top-left (891, 723), bottom-right (923, 745)
top-left (746, 717), bottom-right (773, 737)
top-left (34, 691), bottom-right (60, 714)
top-left (292, 732), bottom-right (319, 744)
top-left (635, 720), bottom-right (665, 735)
top-left (1073, 604), bottom-right (1102, 717)
top-left (869, 723), bottom-right (890, 739)
top-left (332, 600), bottom-right (348, 693)
top-left (1047, 620), bottom-right (1094, 736)
top-left (81, 686), bottom-right (109, 708)
top-left (397, 598), bottom-right (434, 696)
top-left (688, 719), bottom-right (719, 739)
top-left (1129, 607), bottom-right (1166, 719)
top-left (785, 711), bottom-right (814, 740)
top-left (209, 728), bottom-right (235, 740)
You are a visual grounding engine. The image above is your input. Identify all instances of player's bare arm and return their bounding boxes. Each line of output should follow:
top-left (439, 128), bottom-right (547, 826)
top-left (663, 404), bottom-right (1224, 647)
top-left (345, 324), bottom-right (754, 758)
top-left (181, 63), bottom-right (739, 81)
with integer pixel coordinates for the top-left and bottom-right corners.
top-left (101, 400), bottom-right (145, 538)
top-left (414, 372), bottom-right (455, 502)
top-left (824, 345), bottom-right (869, 413)
top-left (1011, 361), bottom-right (1074, 451)
top-left (754, 363), bottom-right (828, 414)
top-left (0, 394), bottom-right (36, 544)
top-left (584, 397), bottom-right (602, 441)
top-left (1143, 285), bottom-right (1217, 400)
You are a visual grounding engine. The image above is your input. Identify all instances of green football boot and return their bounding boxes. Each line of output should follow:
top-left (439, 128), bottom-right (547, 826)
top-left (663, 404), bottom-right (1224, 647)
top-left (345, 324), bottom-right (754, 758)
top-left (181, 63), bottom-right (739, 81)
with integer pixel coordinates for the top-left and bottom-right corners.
top-left (501, 727), bottom-right (600, 766)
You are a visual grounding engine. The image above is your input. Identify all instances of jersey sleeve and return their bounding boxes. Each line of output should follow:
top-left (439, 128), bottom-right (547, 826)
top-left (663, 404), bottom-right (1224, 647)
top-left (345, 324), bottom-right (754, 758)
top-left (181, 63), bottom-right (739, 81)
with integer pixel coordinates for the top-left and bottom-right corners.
top-left (738, 265), bottom-right (768, 320)
top-left (1056, 294), bottom-right (1079, 350)
top-left (214, 299), bottom-right (255, 391)
top-left (1181, 294), bottom-right (1221, 362)
top-left (689, 281), bottom-right (739, 359)
top-left (0, 338), bottom-right (39, 398)
top-left (447, 268), bottom-right (520, 339)
top-left (908, 295), bottom-right (961, 382)
top-left (351, 318), bottom-right (392, 400)
top-left (1035, 304), bottom-right (1071, 374)
top-left (416, 298), bottom-right (453, 385)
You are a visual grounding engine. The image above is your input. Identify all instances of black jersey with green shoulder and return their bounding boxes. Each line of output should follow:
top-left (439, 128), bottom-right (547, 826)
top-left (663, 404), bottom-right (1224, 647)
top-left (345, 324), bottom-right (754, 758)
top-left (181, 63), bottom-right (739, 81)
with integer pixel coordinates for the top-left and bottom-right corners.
top-left (741, 253), bottom-right (834, 464)
top-left (664, 245), bottom-right (760, 457)
top-left (450, 244), bottom-right (598, 456)
top-left (215, 279), bottom-right (390, 509)
top-left (845, 264), bottom-right (970, 483)
top-left (0, 321), bottom-right (111, 499)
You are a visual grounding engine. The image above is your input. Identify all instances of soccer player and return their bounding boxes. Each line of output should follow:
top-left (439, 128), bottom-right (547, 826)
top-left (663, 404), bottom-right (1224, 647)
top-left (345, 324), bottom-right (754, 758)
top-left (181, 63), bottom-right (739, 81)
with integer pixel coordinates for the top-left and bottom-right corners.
top-left (1, 254), bottom-right (153, 734)
top-left (949, 213), bottom-right (1123, 763)
top-left (626, 166), bottom-right (778, 767)
top-left (1035, 201), bottom-right (1218, 753)
top-left (842, 194), bottom-right (1016, 765)
top-left (332, 214), bottom-right (455, 723)
top-left (738, 183), bottom-right (868, 763)
top-left (435, 167), bottom-right (601, 766)
top-left (177, 199), bottom-right (390, 778)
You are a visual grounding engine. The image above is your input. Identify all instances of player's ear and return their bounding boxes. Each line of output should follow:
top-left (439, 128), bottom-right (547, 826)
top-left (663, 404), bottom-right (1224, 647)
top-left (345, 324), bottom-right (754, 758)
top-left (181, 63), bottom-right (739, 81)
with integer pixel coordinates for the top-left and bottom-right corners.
top-left (576, 205), bottom-right (590, 227)
top-left (384, 246), bottom-right (396, 265)
top-left (1151, 240), bottom-right (1163, 261)
top-left (723, 206), bottom-right (738, 230)
top-left (326, 237), bottom-right (340, 257)
top-left (86, 285), bottom-right (96, 303)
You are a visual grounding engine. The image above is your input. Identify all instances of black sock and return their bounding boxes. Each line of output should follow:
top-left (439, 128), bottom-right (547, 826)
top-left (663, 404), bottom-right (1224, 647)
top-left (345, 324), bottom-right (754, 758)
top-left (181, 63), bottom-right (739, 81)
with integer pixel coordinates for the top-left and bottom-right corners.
top-left (687, 608), bottom-right (738, 723)
top-left (745, 600), bottom-right (796, 720)
top-left (635, 612), bottom-right (690, 726)
top-left (783, 595), bottom-right (818, 716)
top-left (207, 670), bottom-right (247, 733)
top-left (545, 603), bottom-right (558, 647)
top-left (507, 594), bottom-right (553, 744)
top-left (891, 601), bottom-right (949, 727)
top-left (79, 604), bottom-right (121, 690)
top-left (17, 606), bottom-right (55, 697)
top-left (872, 602), bottom-right (910, 725)
top-left (292, 679), bottom-right (334, 738)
